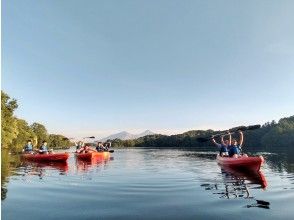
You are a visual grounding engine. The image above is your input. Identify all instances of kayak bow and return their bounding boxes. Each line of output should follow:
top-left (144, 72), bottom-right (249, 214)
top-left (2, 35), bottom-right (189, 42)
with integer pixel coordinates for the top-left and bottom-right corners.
top-left (217, 155), bottom-right (264, 172)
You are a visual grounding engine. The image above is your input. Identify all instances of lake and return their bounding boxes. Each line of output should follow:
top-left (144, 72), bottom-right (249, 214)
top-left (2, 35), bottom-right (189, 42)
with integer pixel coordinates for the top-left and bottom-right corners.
top-left (2, 148), bottom-right (294, 220)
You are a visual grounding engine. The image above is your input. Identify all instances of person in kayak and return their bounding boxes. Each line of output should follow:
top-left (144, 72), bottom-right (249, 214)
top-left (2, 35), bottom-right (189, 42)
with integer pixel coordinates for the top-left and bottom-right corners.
top-left (77, 144), bottom-right (96, 154)
top-left (96, 142), bottom-right (104, 152)
top-left (105, 142), bottom-right (111, 151)
top-left (228, 131), bottom-right (243, 158)
top-left (212, 132), bottom-right (231, 156)
top-left (23, 140), bottom-right (34, 153)
top-left (75, 141), bottom-right (84, 151)
top-left (39, 141), bottom-right (49, 154)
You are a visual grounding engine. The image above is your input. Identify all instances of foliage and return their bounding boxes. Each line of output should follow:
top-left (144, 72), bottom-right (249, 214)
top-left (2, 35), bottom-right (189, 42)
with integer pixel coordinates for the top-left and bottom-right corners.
top-left (1, 91), bottom-right (19, 148)
top-left (30, 122), bottom-right (48, 147)
top-left (11, 119), bottom-right (36, 152)
top-left (1, 91), bottom-right (72, 151)
top-left (48, 134), bottom-right (72, 149)
top-left (111, 116), bottom-right (294, 153)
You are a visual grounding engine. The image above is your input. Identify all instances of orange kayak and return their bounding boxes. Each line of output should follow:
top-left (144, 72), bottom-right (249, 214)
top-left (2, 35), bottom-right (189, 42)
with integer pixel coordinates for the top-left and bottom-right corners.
top-left (21, 153), bottom-right (69, 162)
top-left (76, 151), bottom-right (110, 160)
top-left (217, 154), bottom-right (264, 172)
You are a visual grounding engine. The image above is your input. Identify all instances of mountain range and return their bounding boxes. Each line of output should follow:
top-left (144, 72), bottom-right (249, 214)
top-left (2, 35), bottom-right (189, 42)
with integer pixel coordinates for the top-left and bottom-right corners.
top-left (100, 130), bottom-right (155, 142)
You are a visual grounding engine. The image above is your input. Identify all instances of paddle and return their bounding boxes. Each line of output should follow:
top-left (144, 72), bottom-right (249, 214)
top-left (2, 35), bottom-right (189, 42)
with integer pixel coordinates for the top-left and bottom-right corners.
top-left (196, 125), bottom-right (261, 143)
top-left (84, 136), bottom-right (95, 139)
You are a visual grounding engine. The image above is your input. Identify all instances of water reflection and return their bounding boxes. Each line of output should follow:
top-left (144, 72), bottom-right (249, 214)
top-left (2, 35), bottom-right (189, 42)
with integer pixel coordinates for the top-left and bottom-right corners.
top-left (75, 156), bottom-right (113, 173)
top-left (20, 161), bottom-right (69, 179)
top-left (201, 167), bottom-right (270, 209)
top-left (1, 150), bottom-right (22, 200)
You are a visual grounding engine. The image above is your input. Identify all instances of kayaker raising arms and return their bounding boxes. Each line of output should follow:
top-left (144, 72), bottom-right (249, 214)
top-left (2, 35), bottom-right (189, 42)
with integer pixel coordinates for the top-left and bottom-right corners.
top-left (212, 131), bottom-right (246, 158)
top-left (228, 131), bottom-right (244, 158)
top-left (75, 141), bottom-right (84, 151)
top-left (212, 132), bottom-right (231, 156)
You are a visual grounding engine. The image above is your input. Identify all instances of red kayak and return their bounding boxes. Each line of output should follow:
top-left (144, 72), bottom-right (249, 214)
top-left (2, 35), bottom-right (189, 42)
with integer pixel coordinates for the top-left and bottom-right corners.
top-left (21, 153), bottom-right (69, 162)
top-left (217, 154), bottom-right (264, 172)
top-left (76, 151), bottom-right (110, 160)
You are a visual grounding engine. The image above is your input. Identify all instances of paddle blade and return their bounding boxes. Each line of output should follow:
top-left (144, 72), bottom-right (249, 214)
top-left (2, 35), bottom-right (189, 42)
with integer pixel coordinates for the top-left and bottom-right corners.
top-left (256, 200), bottom-right (270, 206)
top-left (229, 126), bottom-right (247, 132)
top-left (109, 150), bottom-right (114, 153)
top-left (196, 137), bottom-right (210, 142)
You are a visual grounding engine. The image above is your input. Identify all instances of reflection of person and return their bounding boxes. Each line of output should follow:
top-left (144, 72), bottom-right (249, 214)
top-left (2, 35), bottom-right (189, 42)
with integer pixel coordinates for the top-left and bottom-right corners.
top-left (23, 140), bottom-right (34, 153)
top-left (212, 132), bottom-right (231, 156)
top-left (39, 141), bottom-right (49, 154)
top-left (228, 131), bottom-right (243, 158)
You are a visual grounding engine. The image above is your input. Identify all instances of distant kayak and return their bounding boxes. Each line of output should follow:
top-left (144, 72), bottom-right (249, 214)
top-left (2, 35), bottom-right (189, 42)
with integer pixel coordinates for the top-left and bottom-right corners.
top-left (216, 154), bottom-right (264, 172)
top-left (75, 151), bottom-right (110, 160)
top-left (21, 153), bottom-right (69, 162)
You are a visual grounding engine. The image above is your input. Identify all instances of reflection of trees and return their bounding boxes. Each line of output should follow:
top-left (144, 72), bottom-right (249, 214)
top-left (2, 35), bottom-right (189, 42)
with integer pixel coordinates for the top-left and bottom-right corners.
top-left (264, 154), bottom-right (294, 174)
top-left (1, 150), bottom-right (22, 201)
top-left (201, 168), bottom-right (270, 209)
top-left (21, 162), bottom-right (69, 179)
top-left (1, 149), bottom-right (69, 200)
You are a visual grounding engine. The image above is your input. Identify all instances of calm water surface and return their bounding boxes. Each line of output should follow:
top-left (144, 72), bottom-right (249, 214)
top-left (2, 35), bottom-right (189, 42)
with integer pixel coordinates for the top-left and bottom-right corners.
top-left (2, 148), bottom-right (294, 220)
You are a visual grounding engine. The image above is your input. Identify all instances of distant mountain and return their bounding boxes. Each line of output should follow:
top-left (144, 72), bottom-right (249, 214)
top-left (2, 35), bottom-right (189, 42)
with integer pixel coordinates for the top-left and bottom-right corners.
top-left (100, 130), bottom-right (156, 141)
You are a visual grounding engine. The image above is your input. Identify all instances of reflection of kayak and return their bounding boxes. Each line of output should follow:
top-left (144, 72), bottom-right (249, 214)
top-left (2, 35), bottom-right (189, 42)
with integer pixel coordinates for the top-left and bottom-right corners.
top-left (21, 153), bottom-right (69, 162)
top-left (75, 151), bottom-right (110, 160)
top-left (220, 165), bottom-right (268, 189)
top-left (75, 156), bottom-right (111, 172)
top-left (217, 155), bottom-right (264, 172)
top-left (23, 161), bottom-right (69, 173)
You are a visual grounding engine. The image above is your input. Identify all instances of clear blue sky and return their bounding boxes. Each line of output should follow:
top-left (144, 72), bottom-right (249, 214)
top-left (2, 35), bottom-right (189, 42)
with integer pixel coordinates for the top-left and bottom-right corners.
top-left (2, 0), bottom-right (294, 138)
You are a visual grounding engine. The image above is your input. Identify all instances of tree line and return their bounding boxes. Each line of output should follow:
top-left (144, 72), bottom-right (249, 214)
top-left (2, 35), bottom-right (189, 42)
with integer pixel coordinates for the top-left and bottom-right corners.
top-left (111, 116), bottom-right (294, 153)
top-left (1, 91), bottom-right (73, 152)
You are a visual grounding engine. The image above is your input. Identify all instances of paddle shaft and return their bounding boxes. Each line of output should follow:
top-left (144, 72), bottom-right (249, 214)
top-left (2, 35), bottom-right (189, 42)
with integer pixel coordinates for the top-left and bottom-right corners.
top-left (197, 125), bottom-right (261, 142)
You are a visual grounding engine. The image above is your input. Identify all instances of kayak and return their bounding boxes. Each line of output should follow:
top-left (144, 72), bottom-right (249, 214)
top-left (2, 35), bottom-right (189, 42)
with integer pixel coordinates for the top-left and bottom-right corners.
top-left (21, 153), bottom-right (69, 162)
top-left (216, 154), bottom-right (264, 172)
top-left (75, 151), bottom-right (110, 160)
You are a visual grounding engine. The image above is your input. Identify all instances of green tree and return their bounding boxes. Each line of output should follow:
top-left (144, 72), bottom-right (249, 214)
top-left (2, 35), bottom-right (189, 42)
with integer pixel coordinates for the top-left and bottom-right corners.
top-left (48, 134), bottom-right (72, 149)
top-left (30, 122), bottom-right (48, 147)
top-left (1, 91), bottom-right (18, 148)
top-left (11, 119), bottom-right (36, 152)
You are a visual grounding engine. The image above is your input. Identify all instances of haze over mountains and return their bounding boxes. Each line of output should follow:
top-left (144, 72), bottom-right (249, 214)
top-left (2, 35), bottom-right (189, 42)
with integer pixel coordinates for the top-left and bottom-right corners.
top-left (100, 130), bottom-right (156, 141)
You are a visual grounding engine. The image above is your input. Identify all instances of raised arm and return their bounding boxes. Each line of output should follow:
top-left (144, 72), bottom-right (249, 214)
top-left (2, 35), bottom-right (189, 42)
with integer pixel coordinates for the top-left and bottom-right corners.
top-left (239, 131), bottom-right (243, 146)
top-left (212, 136), bottom-right (221, 148)
top-left (220, 135), bottom-right (225, 145)
top-left (228, 132), bottom-right (232, 146)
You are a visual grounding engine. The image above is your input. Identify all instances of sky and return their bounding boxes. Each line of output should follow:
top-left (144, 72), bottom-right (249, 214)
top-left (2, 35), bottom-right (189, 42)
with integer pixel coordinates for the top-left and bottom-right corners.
top-left (2, 0), bottom-right (294, 139)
